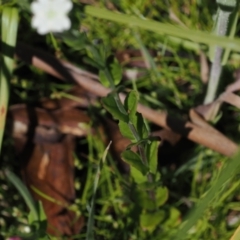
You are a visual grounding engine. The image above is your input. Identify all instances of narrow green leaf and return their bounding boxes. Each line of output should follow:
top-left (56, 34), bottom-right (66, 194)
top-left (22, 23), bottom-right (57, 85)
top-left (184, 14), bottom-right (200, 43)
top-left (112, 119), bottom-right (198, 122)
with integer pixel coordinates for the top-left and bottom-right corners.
top-left (0, 7), bottom-right (18, 153)
top-left (99, 70), bottom-right (110, 87)
top-left (230, 224), bottom-right (240, 240)
top-left (85, 6), bottom-right (240, 52)
top-left (146, 140), bottom-right (160, 174)
top-left (110, 58), bottom-right (122, 85)
top-left (31, 185), bottom-right (68, 207)
top-left (83, 56), bottom-right (103, 69)
top-left (175, 149), bottom-right (240, 239)
top-left (124, 90), bottom-right (138, 120)
top-left (126, 139), bottom-right (150, 150)
top-left (61, 31), bottom-right (87, 51)
top-left (5, 170), bottom-right (38, 221)
top-left (134, 113), bottom-right (149, 139)
top-left (102, 94), bottom-right (128, 122)
top-left (28, 201), bottom-right (47, 233)
top-left (121, 150), bottom-right (148, 175)
top-left (87, 45), bottom-right (105, 68)
top-left (86, 141), bottom-right (111, 240)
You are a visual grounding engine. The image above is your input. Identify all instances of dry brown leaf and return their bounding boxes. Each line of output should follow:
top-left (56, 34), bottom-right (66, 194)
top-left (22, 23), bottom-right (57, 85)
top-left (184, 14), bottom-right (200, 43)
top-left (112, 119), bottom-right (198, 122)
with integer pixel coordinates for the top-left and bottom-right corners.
top-left (8, 104), bottom-right (91, 142)
top-left (20, 135), bottom-right (84, 236)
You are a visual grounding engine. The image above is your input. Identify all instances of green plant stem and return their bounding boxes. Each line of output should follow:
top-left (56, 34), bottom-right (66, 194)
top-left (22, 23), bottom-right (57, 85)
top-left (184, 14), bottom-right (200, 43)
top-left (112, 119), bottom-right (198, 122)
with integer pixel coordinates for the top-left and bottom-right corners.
top-left (204, 46), bottom-right (223, 104)
top-left (204, 9), bottom-right (231, 104)
top-left (49, 32), bottom-right (60, 52)
top-left (112, 85), bottom-right (154, 192)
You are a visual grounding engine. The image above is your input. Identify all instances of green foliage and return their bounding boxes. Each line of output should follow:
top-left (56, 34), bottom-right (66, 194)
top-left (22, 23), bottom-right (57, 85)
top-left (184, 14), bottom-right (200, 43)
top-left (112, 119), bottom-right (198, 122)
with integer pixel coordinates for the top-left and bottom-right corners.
top-left (1, 1), bottom-right (240, 240)
top-left (102, 93), bottom-right (128, 122)
top-left (0, 7), bottom-right (18, 153)
top-left (5, 170), bottom-right (49, 239)
top-left (121, 150), bottom-right (148, 175)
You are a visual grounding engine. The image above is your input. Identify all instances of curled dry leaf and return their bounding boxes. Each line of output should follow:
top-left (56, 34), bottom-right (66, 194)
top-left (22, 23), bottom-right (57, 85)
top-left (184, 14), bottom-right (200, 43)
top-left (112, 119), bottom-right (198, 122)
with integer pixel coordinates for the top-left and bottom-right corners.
top-left (21, 135), bottom-right (84, 236)
top-left (8, 104), bottom-right (90, 236)
top-left (8, 104), bottom-right (91, 144)
top-left (194, 68), bottom-right (240, 123)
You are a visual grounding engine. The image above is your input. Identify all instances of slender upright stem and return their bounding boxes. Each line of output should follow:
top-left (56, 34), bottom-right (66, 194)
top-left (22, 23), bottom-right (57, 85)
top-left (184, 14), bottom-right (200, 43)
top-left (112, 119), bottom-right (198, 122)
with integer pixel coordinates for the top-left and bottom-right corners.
top-left (204, 10), bottom-right (231, 104)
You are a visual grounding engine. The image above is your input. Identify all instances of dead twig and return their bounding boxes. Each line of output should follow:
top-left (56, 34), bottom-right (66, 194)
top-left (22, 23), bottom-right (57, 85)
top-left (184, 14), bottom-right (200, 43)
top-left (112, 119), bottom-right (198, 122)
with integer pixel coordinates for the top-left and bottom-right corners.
top-left (15, 42), bottom-right (238, 156)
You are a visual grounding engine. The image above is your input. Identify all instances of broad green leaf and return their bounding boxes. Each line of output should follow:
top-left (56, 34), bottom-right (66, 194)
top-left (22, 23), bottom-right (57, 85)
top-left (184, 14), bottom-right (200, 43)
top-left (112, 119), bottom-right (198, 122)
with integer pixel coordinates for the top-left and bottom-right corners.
top-left (131, 166), bottom-right (148, 183)
top-left (163, 207), bottom-right (181, 227)
top-left (119, 120), bottom-right (135, 141)
top-left (134, 189), bottom-right (156, 211)
top-left (102, 94), bottom-right (128, 122)
top-left (110, 58), bottom-right (122, 85)
top-left (121, 112), bottom-right (148, 141)
top-left (99, 70), bottom-right (110, 87)
top-left (146, 140), bottom-right (160, 174)
top-left (121, 150), bottom-right (148, 175)
top-left (124, 90), bottom-right (138, 120)
top-left (156, 187), bottom-right (168, 207)
top-left (140, 210), bottom-right (165, 232)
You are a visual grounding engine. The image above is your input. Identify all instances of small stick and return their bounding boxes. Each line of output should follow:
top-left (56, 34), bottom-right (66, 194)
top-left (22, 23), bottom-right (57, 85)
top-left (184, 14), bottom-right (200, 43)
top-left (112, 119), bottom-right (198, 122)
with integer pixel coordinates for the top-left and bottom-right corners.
top-left (15, 43), bottom-right (238, 156)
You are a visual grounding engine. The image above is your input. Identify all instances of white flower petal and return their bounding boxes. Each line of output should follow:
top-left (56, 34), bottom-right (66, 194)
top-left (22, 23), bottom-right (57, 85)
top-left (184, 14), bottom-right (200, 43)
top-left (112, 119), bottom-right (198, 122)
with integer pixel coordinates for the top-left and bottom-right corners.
top-left (30, 0), bottom-right (72, 35)
top-left (37, 24), bottom-right (50, 35)
top-left (30, 2), bottom-right (40, 14)
top-left (61, 17), bottom-right (71, 29)
top-left (61, 1), bottom-right (73, 12)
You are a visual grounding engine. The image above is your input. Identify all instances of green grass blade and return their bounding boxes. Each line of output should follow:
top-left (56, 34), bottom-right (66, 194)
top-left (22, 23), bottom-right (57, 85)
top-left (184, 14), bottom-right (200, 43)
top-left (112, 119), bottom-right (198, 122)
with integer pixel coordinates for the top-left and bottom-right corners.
top-left (5, 169), bottom-right (39, 221)
top-left (174, 149), bottom-right (240, 239)
top-left (0, 7), bottom-right (18, 153)
top-left (230, 224), bottom-right (240, 240)
top-left (85, 6), bottom-right (240, 52)
top-left (86, 141), bottom-right (112, 240)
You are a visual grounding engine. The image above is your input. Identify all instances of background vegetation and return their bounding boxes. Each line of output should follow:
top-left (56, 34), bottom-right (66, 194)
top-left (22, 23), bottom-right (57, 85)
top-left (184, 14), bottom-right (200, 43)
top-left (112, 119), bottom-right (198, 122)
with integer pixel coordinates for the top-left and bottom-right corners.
top-left (0, 0), bottom-right (240, 239)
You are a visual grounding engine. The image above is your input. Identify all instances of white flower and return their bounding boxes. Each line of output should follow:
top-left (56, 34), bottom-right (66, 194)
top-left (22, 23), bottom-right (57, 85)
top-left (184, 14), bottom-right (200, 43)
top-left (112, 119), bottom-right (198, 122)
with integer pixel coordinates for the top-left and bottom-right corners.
top-left (31, 0), bottom-right (73, 35)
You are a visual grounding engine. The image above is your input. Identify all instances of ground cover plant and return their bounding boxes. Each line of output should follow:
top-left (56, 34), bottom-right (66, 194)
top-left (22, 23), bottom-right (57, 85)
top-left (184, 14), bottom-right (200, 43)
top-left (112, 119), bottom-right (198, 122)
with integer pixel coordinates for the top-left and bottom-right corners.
top-left (0, 0), bottom-right (240, 239)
